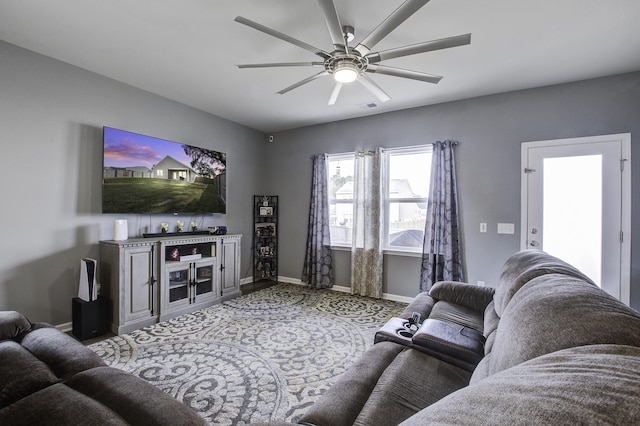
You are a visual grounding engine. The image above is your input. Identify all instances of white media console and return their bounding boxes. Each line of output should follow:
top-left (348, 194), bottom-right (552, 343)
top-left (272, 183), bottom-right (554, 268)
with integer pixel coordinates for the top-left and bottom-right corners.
top-left (99, 234), bottom-right (242, 334)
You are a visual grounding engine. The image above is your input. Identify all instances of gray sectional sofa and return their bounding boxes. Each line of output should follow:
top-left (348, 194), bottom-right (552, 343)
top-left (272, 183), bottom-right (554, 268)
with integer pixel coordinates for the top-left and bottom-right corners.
top-left (0, 310), bottom-right (207, 425)
top-left (295, 250), bottom-right (640, 425)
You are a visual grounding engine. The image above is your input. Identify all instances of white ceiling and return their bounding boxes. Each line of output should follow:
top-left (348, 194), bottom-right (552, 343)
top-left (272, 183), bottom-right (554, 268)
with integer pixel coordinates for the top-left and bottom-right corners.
top-left (1, 0), bottom-right (640, 133)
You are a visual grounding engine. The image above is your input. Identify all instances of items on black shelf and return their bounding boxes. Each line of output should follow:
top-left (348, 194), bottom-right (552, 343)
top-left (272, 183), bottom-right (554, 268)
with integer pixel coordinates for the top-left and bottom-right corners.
top-left (253, 195), bottom-right (278, 283)
top-left (255, 223), bottom-right (276, 236)
top-left (208, 225), bottom-right (228, 235)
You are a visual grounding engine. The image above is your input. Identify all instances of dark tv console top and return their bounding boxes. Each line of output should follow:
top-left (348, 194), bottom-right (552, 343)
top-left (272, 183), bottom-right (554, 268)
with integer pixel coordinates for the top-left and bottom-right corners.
top-left (142, 231), bottom-right (210, 238)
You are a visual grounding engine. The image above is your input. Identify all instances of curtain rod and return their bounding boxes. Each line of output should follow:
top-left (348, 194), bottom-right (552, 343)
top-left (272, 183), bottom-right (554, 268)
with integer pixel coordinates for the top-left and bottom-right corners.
top-left (311, 142), bottom-right (459, 159)
top-left (309, 150), bottom-right (375, 159)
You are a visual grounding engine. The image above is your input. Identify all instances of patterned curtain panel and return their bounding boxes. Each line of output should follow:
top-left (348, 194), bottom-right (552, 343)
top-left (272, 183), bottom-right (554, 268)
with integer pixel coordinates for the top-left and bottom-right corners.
top-left (420, 140), bottom-right (464, 291)
top-left (302, 154), bottom-right (334, 289)
top-left (351, 148), bottom-right (384, 298)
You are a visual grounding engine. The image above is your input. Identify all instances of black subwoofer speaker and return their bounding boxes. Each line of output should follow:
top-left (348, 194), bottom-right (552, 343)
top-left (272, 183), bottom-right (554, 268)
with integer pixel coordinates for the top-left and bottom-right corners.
top-left (72, 296), bottom-right (108, 341)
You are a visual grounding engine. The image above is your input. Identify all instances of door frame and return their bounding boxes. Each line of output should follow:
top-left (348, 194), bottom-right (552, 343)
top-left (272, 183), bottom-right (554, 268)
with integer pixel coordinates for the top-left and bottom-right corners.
top-left (520, 133), bottom-right (631, 304)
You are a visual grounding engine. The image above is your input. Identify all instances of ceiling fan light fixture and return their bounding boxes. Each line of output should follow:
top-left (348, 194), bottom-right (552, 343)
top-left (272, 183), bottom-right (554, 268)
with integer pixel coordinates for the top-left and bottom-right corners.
top-left (334, 61), bottom-right (358, 83)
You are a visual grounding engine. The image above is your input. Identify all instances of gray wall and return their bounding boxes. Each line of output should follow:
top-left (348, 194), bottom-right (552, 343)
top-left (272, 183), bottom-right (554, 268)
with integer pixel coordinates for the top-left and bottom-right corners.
top-left (2, 38), bottom-right (639, 326)
top-left (0, 41), bottom-right (267, 324)
top-left (266, 71), bottom-right (640, 310)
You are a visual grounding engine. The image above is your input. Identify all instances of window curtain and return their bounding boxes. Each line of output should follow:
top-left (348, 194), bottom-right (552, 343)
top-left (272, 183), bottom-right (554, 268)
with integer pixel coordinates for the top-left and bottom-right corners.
top-left (302, 154), bottom-right (334, 289)
top-left (351, 147), bottom-right (385, 298)
top-left (420, 140), bottom-right (464, 291)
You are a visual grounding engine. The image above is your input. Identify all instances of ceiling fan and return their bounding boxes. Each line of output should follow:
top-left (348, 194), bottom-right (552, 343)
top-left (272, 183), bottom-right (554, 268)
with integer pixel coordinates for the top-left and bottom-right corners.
top-left (234, 0), bottom-right (471, 105)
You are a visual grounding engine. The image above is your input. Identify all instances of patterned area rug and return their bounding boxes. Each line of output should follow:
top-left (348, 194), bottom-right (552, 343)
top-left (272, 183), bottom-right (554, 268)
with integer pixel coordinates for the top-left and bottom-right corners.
top-left (89, 283), bottom-right (406, 425)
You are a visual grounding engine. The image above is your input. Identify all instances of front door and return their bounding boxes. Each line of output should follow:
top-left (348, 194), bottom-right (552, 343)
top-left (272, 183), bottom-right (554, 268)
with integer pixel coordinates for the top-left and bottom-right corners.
top-left (521, 133), bottom-right (631, 303)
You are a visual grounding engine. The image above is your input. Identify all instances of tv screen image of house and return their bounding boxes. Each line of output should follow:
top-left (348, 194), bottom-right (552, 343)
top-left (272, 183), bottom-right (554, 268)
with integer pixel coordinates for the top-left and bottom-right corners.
top-left (102, 126), bottom-right (226, 214)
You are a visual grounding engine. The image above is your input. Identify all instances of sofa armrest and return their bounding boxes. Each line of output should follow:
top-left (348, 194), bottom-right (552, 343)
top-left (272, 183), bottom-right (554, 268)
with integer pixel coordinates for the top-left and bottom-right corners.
top-left (399, 292), bottom-right (436, 320)
top-left (0, 311), bottom-right (32, 340)
top-left (429, 281), bottom-right (495, 312)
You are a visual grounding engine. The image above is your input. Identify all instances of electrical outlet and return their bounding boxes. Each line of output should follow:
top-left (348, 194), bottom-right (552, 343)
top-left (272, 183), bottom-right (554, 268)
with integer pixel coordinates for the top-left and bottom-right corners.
top-left (477, 280), bottom-right (486, 287)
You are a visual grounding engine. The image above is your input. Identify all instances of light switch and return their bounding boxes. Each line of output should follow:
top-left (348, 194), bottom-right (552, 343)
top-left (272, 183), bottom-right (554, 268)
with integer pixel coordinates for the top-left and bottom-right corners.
top-left (480, 223), bottom-right (487, 233)
top-left (497, 223), bottom-right (515, 234)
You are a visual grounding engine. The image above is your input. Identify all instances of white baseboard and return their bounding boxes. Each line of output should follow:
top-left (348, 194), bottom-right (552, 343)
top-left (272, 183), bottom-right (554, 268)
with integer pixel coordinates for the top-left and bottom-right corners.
top-left (240, 276), bottom-right (255, 286)
top-left (57, 322), bottom-right (72, 333)
top-left (56, 277), bottom-right (414, 330)
top-left (265, 275), bottom-right (415, 305)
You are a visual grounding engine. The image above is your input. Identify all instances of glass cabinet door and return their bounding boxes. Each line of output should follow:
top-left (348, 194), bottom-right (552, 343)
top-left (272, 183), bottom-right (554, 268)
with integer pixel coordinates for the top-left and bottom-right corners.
top-left (194, 260), bottom-right (215, 299)
top-left (167, 266), bottom-right (190, 304)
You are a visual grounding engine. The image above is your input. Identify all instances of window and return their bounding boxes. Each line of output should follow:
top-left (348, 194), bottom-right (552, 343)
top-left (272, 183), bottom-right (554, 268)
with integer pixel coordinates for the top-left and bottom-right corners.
top-left (327, 146), bottom-right (431, 253)
top-left (327, 154), bottom-right (355, 246)
top-left (385, 146), bottom-right (431, 252)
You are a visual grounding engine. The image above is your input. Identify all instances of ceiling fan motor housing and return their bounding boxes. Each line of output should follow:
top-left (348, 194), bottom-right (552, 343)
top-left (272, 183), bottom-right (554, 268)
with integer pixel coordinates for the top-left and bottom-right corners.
top-left (326, 54), bottom-right (368, 82)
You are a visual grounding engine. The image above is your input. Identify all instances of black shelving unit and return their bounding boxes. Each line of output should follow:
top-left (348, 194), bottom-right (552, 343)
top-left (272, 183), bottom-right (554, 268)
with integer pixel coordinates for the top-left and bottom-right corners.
top-left (253, 195), bottom-right (278, 282)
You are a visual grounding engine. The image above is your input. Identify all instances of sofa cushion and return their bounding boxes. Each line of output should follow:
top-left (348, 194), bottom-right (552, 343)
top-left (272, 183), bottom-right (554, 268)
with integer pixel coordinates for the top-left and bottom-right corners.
top-left (472, 273), bottom-right (640, 382)
top-left (353, 346), bottom-right (471, 426)
top-left (429, 301), bottom-right (484, 332)
top-left (299, 342), bottom-right (405, 426)
top-left (18, 326), bottom-right (105, 379)
top-left (428, 281), bottom-right (495, 313)
top-left (0, 340), bottom-right (59, 408)
top-left (493, 250), bottom-right (595, 317)
top-left (299, 342), bottom-right (471, 426)
top-left (400, 344), bottom-right (640, 426)
top-left (0, 382), bottom-right (129, 425)
top-left (0, 311), bottom-right (31, 340)
top-left (482, 300), bottom-right (499, 354)
top-left (65, 366), bottom-right (207, 425)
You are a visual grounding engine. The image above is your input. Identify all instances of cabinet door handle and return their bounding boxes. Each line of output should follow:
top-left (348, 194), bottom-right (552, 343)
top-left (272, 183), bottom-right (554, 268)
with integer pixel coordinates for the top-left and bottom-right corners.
top-left (190, 262), bottom-right (195, 304)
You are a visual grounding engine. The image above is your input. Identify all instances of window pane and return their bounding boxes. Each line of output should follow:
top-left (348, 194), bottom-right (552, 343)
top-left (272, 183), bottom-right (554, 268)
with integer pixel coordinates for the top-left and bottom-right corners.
top-left (328, 156), bottom-right (354, 245)
top-left (388, 202), bottom-right (426, 249)
top-left (388, 152), bottom-right (431, 199)
top-left (386, 149), bottom-right (430, 250)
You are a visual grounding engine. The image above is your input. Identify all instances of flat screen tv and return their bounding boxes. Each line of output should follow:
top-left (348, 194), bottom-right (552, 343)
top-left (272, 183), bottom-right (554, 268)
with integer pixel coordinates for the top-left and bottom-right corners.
top-left (102, 126), bottom-right (226, 214)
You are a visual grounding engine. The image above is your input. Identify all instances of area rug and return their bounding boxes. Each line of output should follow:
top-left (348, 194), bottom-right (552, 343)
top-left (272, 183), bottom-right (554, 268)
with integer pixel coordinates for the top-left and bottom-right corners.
top-left (89, 283), bottom-right (406, 425)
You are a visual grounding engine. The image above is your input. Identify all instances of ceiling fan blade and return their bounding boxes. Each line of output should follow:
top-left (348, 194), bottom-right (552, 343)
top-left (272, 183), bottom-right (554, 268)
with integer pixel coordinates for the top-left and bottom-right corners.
top-left (354, 0), bottom-right (431, 56)
top-left (277, 70), bottom-right (329, 95)
top-left (328, 82), bottom-right (343, 105)
top-left (235, 16), bottom-right (331, 60)
top-left (357, 74), bottom-right (391, 103)
top-left (367, 64), bottom-right (442, 84)
top-left (238, 62), bottom-right (323, 69)
top-left (366, 33), bottom-right (471, 63)
top-left (318, 0), bottom-right (346, 51)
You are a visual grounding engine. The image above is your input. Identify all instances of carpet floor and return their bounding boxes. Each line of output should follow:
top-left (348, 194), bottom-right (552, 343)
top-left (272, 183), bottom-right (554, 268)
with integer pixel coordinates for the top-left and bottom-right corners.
top-left (89, 283), bottom-right (406, 425)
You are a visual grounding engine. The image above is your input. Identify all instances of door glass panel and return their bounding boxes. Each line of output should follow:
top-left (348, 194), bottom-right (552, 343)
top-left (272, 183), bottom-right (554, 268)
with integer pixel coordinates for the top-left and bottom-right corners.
top-left (169, 269), bottom-right (189, 302)
top-left (543, 155), bottom-right (602, 286)
top-left (195, 265), bottom-right (213, 295)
